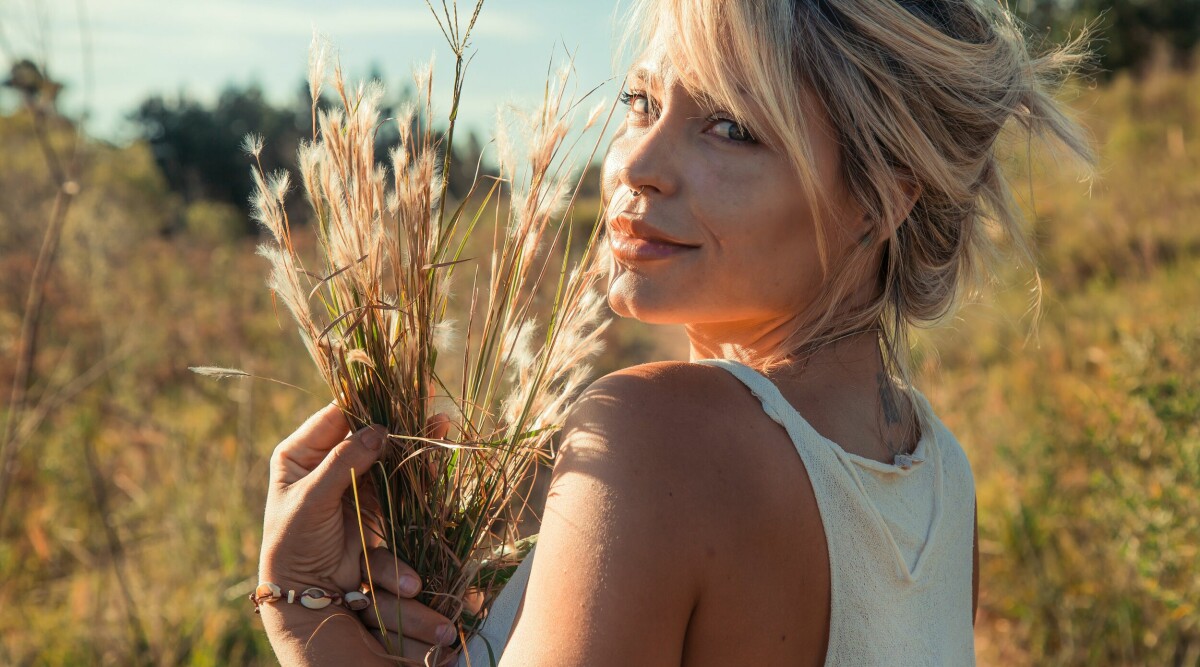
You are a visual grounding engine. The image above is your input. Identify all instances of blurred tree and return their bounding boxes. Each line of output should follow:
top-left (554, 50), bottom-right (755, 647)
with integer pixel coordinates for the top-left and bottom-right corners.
top-left (2, 59), bottom-right (63, 113)
top-left (1016, 0), bottom-right (1200, 75)
top-left (130, 75), bottom-right (493, 237)
top-left (130, 84), bottom-right (304, 235)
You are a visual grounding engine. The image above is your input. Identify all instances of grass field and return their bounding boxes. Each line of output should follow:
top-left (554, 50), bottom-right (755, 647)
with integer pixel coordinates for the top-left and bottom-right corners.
top-left (0, 61), bottom-right (1197, 665)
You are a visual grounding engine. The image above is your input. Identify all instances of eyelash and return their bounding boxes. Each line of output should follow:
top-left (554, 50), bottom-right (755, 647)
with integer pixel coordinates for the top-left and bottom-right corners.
top-left (618, 89), bottom-right (757, 145)
top-left (618, 89), bottom-right (652, 115)
top-left (707, 116), bottom-right (757, 144)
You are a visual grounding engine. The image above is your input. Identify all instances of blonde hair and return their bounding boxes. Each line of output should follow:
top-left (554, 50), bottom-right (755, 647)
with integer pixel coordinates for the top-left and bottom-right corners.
top-left (619, 0), bottom-right (1097, 380)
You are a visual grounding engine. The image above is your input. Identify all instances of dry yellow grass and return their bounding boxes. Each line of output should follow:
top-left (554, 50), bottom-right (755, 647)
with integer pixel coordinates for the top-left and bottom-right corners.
top-left (0, 52), bottom-right (1197, 667)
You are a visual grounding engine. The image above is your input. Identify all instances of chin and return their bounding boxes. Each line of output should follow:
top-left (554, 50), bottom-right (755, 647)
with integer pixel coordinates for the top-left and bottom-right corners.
top-left (606, 278), bottom-right (694, 325)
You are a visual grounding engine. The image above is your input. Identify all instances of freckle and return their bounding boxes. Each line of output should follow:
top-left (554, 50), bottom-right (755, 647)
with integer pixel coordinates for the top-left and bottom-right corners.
top-left (780, 634), bottom-right (787, 642)
top-left (705, 545), bottom-right (715, 558)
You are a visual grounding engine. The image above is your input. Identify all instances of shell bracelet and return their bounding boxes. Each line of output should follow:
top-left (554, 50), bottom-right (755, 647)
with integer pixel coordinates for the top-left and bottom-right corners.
top-left (250, 582), bottom-right (371, 613)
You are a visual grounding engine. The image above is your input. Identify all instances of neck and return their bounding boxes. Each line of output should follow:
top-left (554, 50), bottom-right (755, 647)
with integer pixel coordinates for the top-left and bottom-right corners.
top-left (688, 319), bottom-right (919, 460)
top-left (686, 315), bottom-right (882, 380)
top-left (685, 312), bottom-right (810, 369)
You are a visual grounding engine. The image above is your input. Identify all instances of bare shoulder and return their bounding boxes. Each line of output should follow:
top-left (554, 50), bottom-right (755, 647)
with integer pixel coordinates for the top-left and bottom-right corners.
top-left (579, 359), bottom-right (726, 404)
top-left (565, 360), bottom-right (730, 444)
top-left (553, 361), bottom-right (733, 526)
top-left (560, 359), bottom-right (821, 536)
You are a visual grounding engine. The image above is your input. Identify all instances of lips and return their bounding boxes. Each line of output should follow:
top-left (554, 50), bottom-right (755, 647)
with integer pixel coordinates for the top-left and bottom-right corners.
top-left (608, 214), bottom-right (699, 248)
top-left (607, 214), bottom-right (699, 262)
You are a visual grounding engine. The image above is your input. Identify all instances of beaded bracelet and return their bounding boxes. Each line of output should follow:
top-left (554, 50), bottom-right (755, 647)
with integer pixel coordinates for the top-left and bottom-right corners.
top-left (250, 582), bottom-right (371, 613)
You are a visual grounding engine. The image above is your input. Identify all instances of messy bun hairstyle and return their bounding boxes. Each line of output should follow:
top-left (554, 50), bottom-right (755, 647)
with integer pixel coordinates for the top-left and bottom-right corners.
top-left (621, 0), bottom-right (1096, 379)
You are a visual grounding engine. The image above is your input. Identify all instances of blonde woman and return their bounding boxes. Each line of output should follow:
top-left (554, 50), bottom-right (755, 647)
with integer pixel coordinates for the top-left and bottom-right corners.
top-left (257, 0), bottom-right (1094, 664)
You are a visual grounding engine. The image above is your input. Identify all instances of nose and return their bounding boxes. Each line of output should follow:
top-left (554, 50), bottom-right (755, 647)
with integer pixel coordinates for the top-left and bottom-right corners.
top-left (603, 120), bottom-right (676, 203)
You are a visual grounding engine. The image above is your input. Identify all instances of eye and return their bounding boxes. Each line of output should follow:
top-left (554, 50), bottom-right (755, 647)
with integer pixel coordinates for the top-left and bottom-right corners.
top-left (618, 89), bottom-right (655, 118)
top-left (707, 117), bottom-right (757, 144)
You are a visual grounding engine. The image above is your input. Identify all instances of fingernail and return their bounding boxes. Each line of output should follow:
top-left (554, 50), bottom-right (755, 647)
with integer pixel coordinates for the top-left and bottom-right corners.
top-left (398, 574), bottom-right (420, 596)
top-left (436, 623), bottom-right (457, 646)
top-left (361, 427), bottom-right (385, 451)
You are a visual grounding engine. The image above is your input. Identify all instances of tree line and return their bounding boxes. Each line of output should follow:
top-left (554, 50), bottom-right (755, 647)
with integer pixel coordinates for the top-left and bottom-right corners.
top-left (5, 0), bottom-right (1197, 238)
top-left (129, 78), bottom-right (490, 236)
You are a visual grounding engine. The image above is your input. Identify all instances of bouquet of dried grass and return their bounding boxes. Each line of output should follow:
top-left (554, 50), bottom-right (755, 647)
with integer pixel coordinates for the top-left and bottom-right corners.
top-left (197, 2), bottom-right (613, 662)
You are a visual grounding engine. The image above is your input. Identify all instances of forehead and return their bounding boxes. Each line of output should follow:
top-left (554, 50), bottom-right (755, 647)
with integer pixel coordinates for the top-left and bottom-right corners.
top-left (626, 39), bottom-right (727, 109)
top-left (627, 38), bottom-right (677, 90)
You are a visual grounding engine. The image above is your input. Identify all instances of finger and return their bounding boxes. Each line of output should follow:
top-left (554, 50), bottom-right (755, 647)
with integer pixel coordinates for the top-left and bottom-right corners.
top-left (368, 630), bottom-right (460, 667)
top-left (339, 501), bottom-right (385, 570)
top-left (347, 483), bottom-right (388, 549)
top-left (271, 404), bottom-right (351, 487)
top-left (347, 474), bottom-right (385, 531)
top-left (462, 588), bottom-right (485, 616)
top-left (364, 546), bottom-right (423, 598)
top-left (367, 628), bottom-right (402, 657)
top-left (427, 412), bottom-right (451, 441)
top-left (300, 425), bottom-right (388, 508)
top-left (358, 589), bottom-right (456, 647)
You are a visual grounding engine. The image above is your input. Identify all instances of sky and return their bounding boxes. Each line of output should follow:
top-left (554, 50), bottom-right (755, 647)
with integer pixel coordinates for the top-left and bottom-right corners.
top-left (0, 0), bottom-right (629, 144)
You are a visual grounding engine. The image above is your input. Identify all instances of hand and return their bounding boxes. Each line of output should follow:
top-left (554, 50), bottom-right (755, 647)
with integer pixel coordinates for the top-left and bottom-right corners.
top-left (259, 403), bottom-right (386, 595)
top-left (258, 404), bottom-right (460, 664)
top-left (358, 546), bottom-right (462, 664)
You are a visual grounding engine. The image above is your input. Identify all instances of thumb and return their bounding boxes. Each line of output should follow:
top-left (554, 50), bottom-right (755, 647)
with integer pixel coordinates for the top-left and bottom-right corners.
top-left (302, 425), bottom-right (388, 508)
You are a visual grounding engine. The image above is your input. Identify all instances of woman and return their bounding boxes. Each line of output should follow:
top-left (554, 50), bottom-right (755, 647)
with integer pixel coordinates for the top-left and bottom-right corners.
top-left (256, 0), bottom-right (1093, 664)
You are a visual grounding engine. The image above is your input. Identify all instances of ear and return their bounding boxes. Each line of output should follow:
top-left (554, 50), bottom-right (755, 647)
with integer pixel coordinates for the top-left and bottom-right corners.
top-left (860, 170), bottom-right (921, 246)
top-left (888, 169), bottom-right (922, 235)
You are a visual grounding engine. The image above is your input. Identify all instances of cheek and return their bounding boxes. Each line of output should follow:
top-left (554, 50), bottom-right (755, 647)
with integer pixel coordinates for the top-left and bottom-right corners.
top-left (701, 174), bottom-right (812, 265)
top-left (599, 133), bottom-right (632, 207)
top-left (701, 182), bottom-right (824, 304)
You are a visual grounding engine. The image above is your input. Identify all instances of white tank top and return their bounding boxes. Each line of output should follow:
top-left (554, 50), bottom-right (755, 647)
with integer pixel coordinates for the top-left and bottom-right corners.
top-left (460, 358), bottom-right (976, 666)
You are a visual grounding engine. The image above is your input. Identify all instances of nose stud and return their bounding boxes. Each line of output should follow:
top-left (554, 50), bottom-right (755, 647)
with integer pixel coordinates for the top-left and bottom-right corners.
top-left (630, 187), bottom-right (643, 197)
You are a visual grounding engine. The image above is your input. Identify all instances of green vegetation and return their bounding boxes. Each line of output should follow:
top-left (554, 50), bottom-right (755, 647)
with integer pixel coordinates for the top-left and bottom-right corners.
top-left (1, 52), bottom-right (1198, 667)
top-left (920, 61), bottom-right (1200, 666)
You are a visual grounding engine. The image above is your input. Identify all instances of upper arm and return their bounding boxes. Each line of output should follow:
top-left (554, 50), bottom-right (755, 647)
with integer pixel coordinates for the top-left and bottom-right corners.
top-left (500, 367), bottom-right (702, 667)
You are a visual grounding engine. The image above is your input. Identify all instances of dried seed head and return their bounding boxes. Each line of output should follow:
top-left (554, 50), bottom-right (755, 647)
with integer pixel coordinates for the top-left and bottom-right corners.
top-left (584, 100), bottom-right (606, 130)
top-left (500, 317), bottom-right (539, 379)
top-left (344, 348), bottom-right (376, 369)
top-left (361, 80), bottom-right (386, 119)
top-left (493, 112), bottom-right (515, 179)
top-left (241, 133), bottom-right (265, 158)
top-left (412, 59), bottom-right (434, 103)
top-left (433, 318), bottom-right (458, 353)
top-left (251, 170), bottom-right (286, 242)
top-left (257, 243), bottom-right (311, 326)
top-left (188, 366), bottom-right (250, 379)
top-left (268, 169), bottom-right (291, 204)
top-left (308, 31), bottom-right (330, 104)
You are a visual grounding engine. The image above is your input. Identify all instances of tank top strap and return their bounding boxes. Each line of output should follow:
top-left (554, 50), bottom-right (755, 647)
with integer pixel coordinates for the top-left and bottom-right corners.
top-left (693, 358), bottom-right (826, 450)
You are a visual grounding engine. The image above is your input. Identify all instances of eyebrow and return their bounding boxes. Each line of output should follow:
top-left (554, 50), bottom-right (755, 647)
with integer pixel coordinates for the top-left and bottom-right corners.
top-left (627, 63), bottom-right (725, 117)
top-left (627, 65), bottom-right (662, 91)
top-left (626, 46), bottom-right (679, 90)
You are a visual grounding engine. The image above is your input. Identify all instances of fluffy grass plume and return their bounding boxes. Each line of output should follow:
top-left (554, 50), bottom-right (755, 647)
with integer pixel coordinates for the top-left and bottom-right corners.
top-left (222, 1), bottom-right (612, 662)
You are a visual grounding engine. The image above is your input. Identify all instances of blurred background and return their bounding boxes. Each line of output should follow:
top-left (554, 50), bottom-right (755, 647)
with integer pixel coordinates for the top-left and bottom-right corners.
top-left (0, 0), bottom-right (1197, 665)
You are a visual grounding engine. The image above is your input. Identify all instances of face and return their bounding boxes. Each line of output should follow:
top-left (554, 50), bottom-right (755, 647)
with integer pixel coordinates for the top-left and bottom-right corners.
top-left (601, 40), bottom-right (869, 334)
